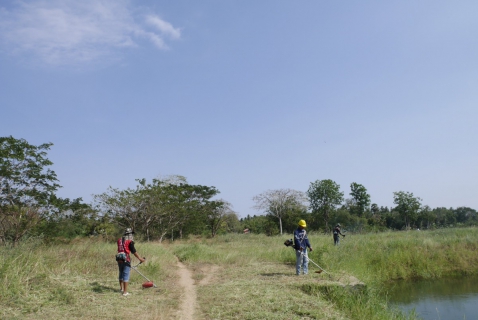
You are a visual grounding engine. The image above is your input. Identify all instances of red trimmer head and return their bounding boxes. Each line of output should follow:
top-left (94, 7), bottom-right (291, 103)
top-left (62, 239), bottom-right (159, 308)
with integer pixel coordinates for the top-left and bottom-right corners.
top-left (142, 281), bottom-right (154, 288)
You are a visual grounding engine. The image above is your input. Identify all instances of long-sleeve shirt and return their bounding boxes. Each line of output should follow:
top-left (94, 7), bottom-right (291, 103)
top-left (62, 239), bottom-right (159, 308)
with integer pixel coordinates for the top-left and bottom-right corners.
top-left (333, 227), bottom-right (344, 237)
top-left (294, 228), bottom-right (311, 251)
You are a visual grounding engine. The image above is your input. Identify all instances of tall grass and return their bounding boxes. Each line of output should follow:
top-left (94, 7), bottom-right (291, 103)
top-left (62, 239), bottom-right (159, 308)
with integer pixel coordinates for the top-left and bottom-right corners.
top-left (302, 284), bottom-right (417, 320)
top-left (0, 237), bottom-right (180, 319)
top-left (2, 228), bottom-right (477, 319)
top-left (313, 228), bottom-right (478, 284)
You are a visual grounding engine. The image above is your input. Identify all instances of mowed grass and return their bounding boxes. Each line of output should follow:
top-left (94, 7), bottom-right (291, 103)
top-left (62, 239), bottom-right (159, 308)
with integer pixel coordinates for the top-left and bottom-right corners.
top-left (172, 228), bottom-right (478, 319)
top-left (1, 228), bottom-right (478, 319)
top-left (173, 234), bottom-right (341, 319)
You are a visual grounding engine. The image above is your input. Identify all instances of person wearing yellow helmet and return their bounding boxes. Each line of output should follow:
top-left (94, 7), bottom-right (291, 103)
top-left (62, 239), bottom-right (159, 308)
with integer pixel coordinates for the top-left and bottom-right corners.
top-left (294, 220), bottom-right (313, 275)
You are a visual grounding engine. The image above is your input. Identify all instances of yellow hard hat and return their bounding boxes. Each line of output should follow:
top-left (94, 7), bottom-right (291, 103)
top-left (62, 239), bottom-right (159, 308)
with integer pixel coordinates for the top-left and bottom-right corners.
top-left (298, 220), bottom-right (307, 227)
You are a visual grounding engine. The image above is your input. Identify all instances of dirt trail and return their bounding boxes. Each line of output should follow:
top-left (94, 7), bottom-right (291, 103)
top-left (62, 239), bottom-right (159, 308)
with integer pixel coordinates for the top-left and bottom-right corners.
top-left (177, 260), bottom-right (196, 320)
top-left (176, 261), bottom-right (219, 320)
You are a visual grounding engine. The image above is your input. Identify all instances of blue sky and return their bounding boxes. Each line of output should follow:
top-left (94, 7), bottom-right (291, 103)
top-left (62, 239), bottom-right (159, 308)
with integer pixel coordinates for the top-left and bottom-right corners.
top-left (1, 0), bottom-right (477, 217)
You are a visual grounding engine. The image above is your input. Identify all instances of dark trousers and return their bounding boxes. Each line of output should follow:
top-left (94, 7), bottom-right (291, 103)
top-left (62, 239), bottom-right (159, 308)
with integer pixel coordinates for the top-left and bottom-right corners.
top-left (334, 235), bottom-right (340, 246)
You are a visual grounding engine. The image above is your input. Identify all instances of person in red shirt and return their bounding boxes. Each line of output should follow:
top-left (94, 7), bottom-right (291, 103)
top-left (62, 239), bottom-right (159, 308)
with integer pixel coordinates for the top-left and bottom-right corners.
top-left (117, 228), bottom-right (145, 296)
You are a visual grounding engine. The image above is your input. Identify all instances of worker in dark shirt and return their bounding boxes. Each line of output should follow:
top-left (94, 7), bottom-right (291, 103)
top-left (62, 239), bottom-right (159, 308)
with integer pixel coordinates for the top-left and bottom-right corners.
top-left (294, 220), bottom-right (313, 275)
top-left (333, 223), bottom-right (345, 246)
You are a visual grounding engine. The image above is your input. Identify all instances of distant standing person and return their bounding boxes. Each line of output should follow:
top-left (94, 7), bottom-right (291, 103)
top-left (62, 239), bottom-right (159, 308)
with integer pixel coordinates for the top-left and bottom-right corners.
top-left (333, 223), bottom-right (345, 246)
top-left (116, 228), bottom-right (146, 296)
top-left (294, 220), bottom-right (313, 275)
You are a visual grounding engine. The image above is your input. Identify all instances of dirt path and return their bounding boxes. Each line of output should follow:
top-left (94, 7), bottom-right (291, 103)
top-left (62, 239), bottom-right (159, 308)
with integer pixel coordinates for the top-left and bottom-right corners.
top-left (176, 261), bottom-right (219, 320)
top-left (177, 260), bottom-right (196, 320)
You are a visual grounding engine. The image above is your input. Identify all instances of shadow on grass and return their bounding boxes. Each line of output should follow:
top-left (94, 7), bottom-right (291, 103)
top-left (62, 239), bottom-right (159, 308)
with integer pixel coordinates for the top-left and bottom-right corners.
top-left (90, 282), bottom-right (118, 293)
top-left (260, 273), bottom-right (294, 277)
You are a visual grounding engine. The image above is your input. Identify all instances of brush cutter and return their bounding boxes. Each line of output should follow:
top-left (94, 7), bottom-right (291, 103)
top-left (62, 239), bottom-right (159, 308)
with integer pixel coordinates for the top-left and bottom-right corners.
top-left (131, 259), bottom-right (157, 288)
top-left (302, 252), bottom-right (330, 275)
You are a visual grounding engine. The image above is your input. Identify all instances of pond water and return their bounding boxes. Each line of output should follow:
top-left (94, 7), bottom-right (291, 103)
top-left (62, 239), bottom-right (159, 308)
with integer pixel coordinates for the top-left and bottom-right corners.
top-left (385, 275), bottom-right (478, 320)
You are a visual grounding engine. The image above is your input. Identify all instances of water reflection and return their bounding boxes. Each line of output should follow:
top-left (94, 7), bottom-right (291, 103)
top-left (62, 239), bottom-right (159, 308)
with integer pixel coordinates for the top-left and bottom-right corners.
top-left (386, 275), bottom-right (478, 320)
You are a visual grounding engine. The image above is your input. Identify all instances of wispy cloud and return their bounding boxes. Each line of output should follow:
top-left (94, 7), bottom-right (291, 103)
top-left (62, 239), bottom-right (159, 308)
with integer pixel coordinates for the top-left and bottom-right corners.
top-left (0, 0), bottom-right (181, 66)
top-left (146, 15), bottom-right (181, 40)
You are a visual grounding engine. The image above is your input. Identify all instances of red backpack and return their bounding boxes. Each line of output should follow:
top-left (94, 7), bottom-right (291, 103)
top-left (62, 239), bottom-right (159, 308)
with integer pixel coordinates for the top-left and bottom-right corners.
top-left (116, 238), bottom-right (132, 262)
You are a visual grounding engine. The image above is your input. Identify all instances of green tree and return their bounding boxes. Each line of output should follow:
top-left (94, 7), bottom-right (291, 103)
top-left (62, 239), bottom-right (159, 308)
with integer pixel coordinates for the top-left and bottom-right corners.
top-left (147, 180), bottom-right (220, 241)
top-left (417, 205), bottom-right (434, 229)
top-left (0, 136), bottom-right (61, 245)
top-left (33, 196), bottom-right (96, 239)
top-left (368, 203), bottom-right (385, 228)
top-left (383, 209), bottom-right (403, 230)
top-left (207, 200), bottom-right (235, 237)
top-left (393, 191), bottom-right (422, 230)
top-left (349, 182), bottom-right (371, 217)
top-left (223, 211), bottom-right (241, 233)
top-left (95, 176), bottom-right (221, 242)
top-left (371, 203), bottom-right (379, 215)
top-left (0, 136), bottom-right (60, 206)
top-left (431, 207), bottom-right (456, 227)
top-left (307, 179), bottom-right (344, 232)
top-left (454, 207), bottom-right (477, 224)
top-left (94, 186), bottom-right (146, 237)
top-left (380, 206), bottom-right (390, 214)
top-left (241, 214), bottom-right (279, 235)
top-left (281, 204), bottom-right (309, 234)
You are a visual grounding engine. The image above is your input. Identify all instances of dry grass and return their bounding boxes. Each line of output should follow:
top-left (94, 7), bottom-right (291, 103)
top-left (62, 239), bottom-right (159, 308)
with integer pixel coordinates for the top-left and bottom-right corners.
top-left (195, 262), bottom-right (348, 320)
top-left (0, 238), bottom-right (181, 320)
top-left (2, 228), bottom-right (477, 319)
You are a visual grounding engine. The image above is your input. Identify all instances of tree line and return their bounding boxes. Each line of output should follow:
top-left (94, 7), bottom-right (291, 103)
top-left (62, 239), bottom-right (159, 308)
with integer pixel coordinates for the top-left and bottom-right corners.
top-left (0, 136), bottom-right (240, 245)
top-left (1, 136), bottom-right (476, 245)
top-left (246, 181), bottom-right (477, 235)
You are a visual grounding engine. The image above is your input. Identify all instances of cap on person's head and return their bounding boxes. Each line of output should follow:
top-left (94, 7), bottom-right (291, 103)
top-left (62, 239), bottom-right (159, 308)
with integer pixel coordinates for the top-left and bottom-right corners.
top-left (298, 220), bottom-right (307, 228)
top-left (336, 223), bottom-right (341, 227)
top-left (124, 228), bottom-right (135, 236)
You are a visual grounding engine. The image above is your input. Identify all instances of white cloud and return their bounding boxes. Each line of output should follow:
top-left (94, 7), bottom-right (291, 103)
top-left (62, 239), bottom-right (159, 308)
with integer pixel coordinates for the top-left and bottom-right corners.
top-left (0, 0), bottom-right (180, 65)
top-left (146, 15), bottom-right (181, 40)
top-left (143, 32), bottom-right (167, 50)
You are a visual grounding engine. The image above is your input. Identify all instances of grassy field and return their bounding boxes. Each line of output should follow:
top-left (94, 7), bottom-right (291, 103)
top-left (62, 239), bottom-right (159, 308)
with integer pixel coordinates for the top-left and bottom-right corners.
top-left (1, 227), bottom-right (478, 319)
